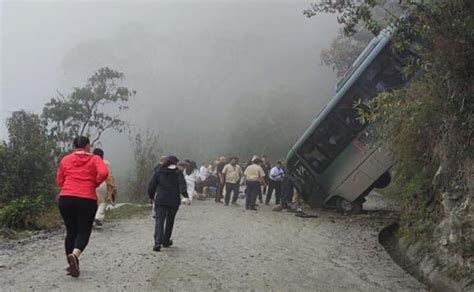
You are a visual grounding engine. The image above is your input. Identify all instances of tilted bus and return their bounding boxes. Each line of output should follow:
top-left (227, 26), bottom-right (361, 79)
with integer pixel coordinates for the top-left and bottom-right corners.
top-left (285, 27), bottom-right (414, 212)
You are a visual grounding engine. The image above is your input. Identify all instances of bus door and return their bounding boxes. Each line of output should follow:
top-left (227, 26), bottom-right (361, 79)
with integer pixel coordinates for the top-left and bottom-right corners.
top-left (328, 132), bottom-right (375, 203)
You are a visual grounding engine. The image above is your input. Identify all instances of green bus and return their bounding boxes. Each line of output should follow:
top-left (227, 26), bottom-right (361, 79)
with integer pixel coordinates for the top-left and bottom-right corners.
top-left (285, 27), bottom-right (412, 212)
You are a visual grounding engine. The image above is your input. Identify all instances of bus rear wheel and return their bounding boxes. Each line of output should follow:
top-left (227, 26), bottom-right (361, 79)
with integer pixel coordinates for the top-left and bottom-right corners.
top-left (336, 197), bottom-right (363, 214)
top-left (375, 172), bottom-right (391, 189)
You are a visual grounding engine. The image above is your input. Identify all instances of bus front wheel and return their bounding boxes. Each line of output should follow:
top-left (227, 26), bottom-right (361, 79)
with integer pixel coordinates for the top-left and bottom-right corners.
top-left (336, 197), bottom-right (363, 214)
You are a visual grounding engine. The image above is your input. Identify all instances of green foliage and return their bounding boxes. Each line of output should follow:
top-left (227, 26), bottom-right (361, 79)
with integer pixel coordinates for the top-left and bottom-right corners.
top-left (0, 196), bottom-right (47, 229)
top-left (0, 144), bottom-right (9, 204)
top-left (357, 0), bottom-right (473, 248)
top-left (42, 67), bottom-right (136, 152)
top-left (0, 111), bottom-right (57, 229)
top-left (0, 111), bottom-right (56, 205)
top-left (304, 0), bottom-right (394, 36)
top-left (126, 130), bottom-right (162, 203)
top-left (361, 79), bottom-right (442, 186)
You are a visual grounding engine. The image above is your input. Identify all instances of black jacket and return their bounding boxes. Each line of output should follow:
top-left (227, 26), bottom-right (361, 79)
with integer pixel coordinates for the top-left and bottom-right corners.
top-left (147, 166), bottom-right (188, 206)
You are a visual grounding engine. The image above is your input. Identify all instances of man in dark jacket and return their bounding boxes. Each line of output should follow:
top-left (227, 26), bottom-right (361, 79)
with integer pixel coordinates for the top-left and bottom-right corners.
top-left (147, 155), bottom-right (188, 252)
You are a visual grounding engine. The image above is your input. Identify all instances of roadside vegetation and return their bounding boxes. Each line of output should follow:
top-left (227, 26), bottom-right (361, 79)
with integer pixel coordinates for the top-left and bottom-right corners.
top-left (308, 0), bottom-right (473, 282)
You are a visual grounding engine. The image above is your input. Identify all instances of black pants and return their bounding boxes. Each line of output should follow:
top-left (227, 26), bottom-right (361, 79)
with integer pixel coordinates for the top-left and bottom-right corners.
top-left (260, 178), bottom-right (267, 202)
top-left (282, 180), bottom-right (294, 209)
top-left (58, 196), bottom-right (98, 255)
top-left (224, 182), bottom-right (240, 204)
top-left (266, 180), bottom-right (282, 205)
top-left (154, 204), bottom-right (179, 245)
top-left (245, 182), bottom-right (261, 209)
top-left (215, 176), bottom-right (224, 202)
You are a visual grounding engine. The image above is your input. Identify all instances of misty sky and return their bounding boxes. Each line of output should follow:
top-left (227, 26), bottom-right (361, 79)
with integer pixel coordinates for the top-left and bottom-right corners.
top-left (1, 0), bottom-right (341, 175)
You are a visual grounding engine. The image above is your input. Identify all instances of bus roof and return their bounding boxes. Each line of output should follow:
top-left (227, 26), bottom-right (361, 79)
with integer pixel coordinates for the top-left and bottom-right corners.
top-left (288, 28), bottom-right (396, 159)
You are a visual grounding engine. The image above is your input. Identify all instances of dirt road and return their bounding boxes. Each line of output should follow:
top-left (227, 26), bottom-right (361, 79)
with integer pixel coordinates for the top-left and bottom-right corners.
top-left (0, 195), bottom-right (425, 291)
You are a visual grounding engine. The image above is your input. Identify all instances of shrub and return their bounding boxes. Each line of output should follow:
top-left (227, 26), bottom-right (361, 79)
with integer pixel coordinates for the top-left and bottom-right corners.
top-left (0, 111), bottom-right (57, 229)
top-left (0, 196), bottom-right (47, 229)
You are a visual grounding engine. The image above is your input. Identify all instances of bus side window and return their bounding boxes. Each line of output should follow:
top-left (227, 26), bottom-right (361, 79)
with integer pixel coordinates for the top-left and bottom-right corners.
top-left (333, 92), bottom-right (365, 134)
top-left (310, 115), bottom-right (353, 160)
top-left (297, 140), bottom-right (330, 173)
top-left (370, 47), bottom-right (405, 92)
top-left (377, 56), bottom-right (405, 90)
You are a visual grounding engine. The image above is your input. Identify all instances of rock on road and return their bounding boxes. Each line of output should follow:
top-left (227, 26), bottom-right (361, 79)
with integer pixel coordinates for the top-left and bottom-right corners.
top-left (0, 198), bottom-right (425, 291)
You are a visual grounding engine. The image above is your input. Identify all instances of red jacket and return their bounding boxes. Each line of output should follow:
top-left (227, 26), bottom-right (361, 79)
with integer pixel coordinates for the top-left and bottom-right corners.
top-left (56, 150), bottom-right (109, 200)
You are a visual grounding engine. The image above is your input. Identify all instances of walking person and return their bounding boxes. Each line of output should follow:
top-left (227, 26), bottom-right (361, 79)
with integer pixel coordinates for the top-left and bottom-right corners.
top-left (152, 156), bottom-right (167, 219)
top-left (147, 155), bottom-right (188, 252)
top-left (244, 157), bottom-right (266, 211)
top-left (265, 161), bottom-right (285, 205)
top-left (222, 157), bottom-right (242, 206)
top-left (56, 136), bottom-right (109, 277)
top-left (92, 148), bottom-right (115, 226)
top-left (215, 156), bottom-right (226, 203)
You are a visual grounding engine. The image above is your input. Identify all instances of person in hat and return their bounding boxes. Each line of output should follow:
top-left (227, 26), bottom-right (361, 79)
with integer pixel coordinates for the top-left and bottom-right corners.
top-left (147, 155), bottom-right (188, 252)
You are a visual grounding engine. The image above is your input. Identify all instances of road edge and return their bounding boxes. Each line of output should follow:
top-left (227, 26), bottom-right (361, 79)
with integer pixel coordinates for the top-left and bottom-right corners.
top-left (379, 223), bottom-right (470, 292)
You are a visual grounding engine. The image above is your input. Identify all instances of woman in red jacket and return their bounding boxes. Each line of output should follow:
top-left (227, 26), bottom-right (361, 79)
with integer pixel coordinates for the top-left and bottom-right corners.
top-left (56, 136), bottom-right (109, 277)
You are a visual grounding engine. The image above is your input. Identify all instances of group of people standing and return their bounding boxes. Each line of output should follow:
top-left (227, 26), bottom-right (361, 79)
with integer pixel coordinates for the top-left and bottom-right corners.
top-left (144, 154), bottom-right (296, 254)
top-left (211, 155), bottom-right (295, 211)
top-left (153, 154), bottom-right (296, 212)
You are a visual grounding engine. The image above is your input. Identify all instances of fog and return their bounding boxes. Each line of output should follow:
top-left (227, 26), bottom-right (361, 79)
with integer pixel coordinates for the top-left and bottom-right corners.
top-left (1, 0), bottom-right (340, 176)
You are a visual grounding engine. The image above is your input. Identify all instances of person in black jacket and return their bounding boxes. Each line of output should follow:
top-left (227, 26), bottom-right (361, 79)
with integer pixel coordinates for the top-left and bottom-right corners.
top-left (147, 155), bottom-right (188, 252)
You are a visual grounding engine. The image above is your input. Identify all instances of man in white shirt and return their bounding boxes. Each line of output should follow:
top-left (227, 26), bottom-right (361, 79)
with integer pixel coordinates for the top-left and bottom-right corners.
top-left (265, 161), bottom-right (285, 205)
top-left (198, 165), bottom-right (209, 182)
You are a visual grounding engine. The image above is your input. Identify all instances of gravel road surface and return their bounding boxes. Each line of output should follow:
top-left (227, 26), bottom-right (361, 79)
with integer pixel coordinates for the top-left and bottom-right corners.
top-left (0, 195), bottom-right (425, 291)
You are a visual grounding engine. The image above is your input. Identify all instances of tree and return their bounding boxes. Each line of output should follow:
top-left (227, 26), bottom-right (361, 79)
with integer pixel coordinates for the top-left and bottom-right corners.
top-left (0, 111), bottom-right (56, 228)
top-left (42, 67), bottom-right (136, 152)
top-left (316, 1), bottom-right (402, 77)
top-left (304, 0), bottom-right (400, 36)
top-left (320, 30), bottom-right (372, 77)
top-left (0, 111), bottom-right (55, 204)
top-left (126, 130), bottom-right (163, 203)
